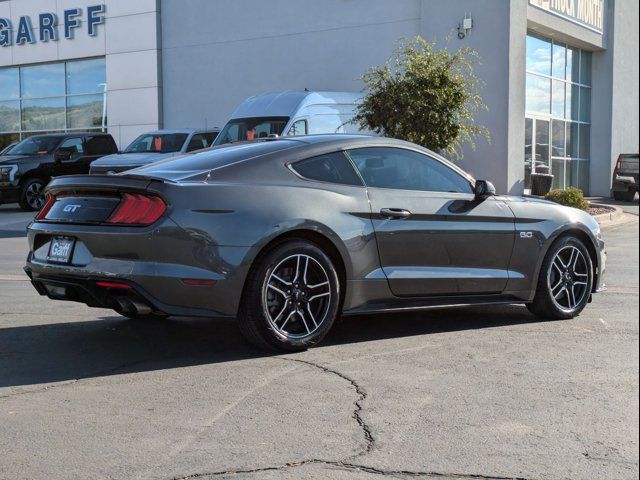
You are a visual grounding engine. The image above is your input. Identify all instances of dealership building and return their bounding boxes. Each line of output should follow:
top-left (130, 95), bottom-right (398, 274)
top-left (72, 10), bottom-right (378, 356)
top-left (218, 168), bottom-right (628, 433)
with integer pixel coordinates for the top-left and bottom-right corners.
top-left (0, 0), bottom-right (638, 196)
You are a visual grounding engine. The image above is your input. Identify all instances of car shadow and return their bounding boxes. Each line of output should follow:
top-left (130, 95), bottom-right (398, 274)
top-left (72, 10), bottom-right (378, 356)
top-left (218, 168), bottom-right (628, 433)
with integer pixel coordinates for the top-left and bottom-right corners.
top-left (0, 304), bottom-right (541, 389)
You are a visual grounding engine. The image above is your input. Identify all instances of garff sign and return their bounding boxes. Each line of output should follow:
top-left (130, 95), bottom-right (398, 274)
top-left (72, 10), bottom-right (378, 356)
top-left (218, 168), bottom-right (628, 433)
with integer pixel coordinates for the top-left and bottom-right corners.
top-left (0, 5), bottom-right (106, 47)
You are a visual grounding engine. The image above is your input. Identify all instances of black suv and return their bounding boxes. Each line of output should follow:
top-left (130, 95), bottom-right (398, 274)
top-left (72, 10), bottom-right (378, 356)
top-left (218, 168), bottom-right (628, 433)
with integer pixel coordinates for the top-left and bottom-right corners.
top-left (0, 133), bottom-right (118, 211)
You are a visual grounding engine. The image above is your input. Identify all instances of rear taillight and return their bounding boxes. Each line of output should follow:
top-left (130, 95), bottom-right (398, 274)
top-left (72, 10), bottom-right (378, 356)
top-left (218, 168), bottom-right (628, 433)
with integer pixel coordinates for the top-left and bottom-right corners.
top-left (106, 193), bottom-right (166, 226)
top-left (35, 194), bottom-right (56, 221)
top-left (615, 156), bottom-right (622, 175)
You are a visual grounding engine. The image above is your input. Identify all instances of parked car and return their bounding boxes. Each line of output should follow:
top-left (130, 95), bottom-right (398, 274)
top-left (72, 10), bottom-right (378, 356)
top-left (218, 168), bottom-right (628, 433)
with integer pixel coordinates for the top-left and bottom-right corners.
top-left (0, 142), bottom-right (18, 155)
top-left (0, 133), bottom-right (118, 211)
top-left (611, 154), bottom-right (639, 202)
top-left (89, 129), bottom-right (220, 175)
top-left (212, 91), bottom-right (367, 146)
top-left (25, 135), bottom-right (605, 351)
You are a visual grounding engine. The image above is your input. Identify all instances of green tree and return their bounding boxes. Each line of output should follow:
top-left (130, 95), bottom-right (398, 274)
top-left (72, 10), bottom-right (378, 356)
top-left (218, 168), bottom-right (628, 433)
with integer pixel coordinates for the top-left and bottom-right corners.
top-left (354, 36), bottom-right (489, 158)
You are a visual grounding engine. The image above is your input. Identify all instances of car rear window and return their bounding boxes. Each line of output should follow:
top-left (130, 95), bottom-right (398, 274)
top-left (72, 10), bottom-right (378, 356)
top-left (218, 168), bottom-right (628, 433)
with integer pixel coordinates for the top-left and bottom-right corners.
top-left (291, 152), bottom-right (363, 186)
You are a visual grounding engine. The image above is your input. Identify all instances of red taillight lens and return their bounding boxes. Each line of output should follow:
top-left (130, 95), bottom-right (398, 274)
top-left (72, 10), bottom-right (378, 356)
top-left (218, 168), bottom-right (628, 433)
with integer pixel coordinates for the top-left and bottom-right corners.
top-left (106, 193), bottom-right (166, 226)
top-left (615, 157), bottom-right (622, 174)
top-left (96, 281), bottom-right (132, 289)
top-left (35, 194), bottom-right (56, 221)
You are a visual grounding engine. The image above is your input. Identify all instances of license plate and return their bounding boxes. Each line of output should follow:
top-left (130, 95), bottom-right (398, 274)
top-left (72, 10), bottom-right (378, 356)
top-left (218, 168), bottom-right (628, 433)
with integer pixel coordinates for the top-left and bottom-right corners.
top-left (47, 237), bottom-right (75, 264)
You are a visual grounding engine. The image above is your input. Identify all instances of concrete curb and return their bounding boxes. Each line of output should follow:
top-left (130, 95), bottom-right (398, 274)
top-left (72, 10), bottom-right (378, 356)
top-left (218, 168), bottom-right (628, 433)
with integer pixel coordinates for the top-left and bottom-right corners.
top-left (591, 204), bottom-right (624, 224)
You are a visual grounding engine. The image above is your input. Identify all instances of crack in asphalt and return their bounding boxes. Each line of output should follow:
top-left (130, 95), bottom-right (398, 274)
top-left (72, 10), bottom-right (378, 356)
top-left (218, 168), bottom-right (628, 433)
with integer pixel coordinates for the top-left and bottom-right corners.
top-left (281, 357), bottom-right (375, 457)
top-left (173, 358), bottom-right (534, 480)
top-left (174, 458), bottom-right (535, 479)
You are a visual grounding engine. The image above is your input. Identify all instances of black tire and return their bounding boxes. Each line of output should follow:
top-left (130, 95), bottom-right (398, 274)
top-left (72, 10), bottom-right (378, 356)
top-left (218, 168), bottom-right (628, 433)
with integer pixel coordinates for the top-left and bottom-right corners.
top-left (238, 240), bottom-right (341, 352)
top-left (527, 235), bottom-right (593, 320)
top-left (19, 177), bottom-right (47, 211)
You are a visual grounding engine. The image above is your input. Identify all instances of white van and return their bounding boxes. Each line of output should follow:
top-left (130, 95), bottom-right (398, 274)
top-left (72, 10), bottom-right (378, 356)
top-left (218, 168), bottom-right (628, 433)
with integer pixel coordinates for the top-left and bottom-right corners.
top-left (212, 91), bottom-right (366, 146)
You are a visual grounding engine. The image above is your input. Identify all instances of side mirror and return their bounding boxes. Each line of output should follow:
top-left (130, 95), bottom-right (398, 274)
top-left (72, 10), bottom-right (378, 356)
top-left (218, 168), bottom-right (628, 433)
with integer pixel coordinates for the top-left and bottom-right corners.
top-left (474, 180), bottom-right (496, 199)
top-left (55, 148), bottom-right (73, 162)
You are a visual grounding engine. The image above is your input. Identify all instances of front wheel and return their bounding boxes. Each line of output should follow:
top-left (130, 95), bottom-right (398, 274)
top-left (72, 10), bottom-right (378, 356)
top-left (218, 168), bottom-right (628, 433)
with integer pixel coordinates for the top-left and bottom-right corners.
top-left (238, 240), bottom-right (341, 351)
top-left (527, 236), bottom-right (593, 320)
top-left (19, 177), bottom-right (47, 211)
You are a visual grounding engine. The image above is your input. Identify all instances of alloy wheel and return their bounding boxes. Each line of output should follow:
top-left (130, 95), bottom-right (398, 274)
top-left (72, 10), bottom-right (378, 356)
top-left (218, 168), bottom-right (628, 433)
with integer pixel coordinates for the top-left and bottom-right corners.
top-left (262, 254), bottom-right (332, 340)
top-left (547, 245), bottom-right (590, 313)
top-left (25, 182), bottom-right (45, 210)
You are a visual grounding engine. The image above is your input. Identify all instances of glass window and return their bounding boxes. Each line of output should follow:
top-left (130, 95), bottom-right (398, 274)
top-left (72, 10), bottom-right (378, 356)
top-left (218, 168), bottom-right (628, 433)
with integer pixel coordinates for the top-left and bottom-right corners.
top-left (0, 133), bottom-right (20, 153)
top-left (20, 63), bottom-right (65, 98)
top-left (568, 160), bottom-right (589, 191)
top-left (0, 68), bottom-right (20, 100)
top-left (579, 87), bottom-right (591, 122)
top-left (552, 120), bottom-right (566, 157)
top-left (7, 135), bottom-right (62, 155)
top-left (67, 94), bottom-right (104, 129)
top-left (526, 35), bottom-right (551, 76)
top-left (124, 133), bottom-right (188, 154)
top-left (552, 80), bottom-right (565, 117)
top-left (59, 137), bottom-right (84, 154)
top-left (186, 133), bottom-right (215, 152)
top-left (534, 119), bottom-right (550, 170)
top-left (348, 147), bottom-right (473, 194)
top-left (213, 117), bottom-right (289, 145)
top-left (525, 118), bottom-right (533, 188)
top-left (579, 51), bottom-right (592, 86)
top-left (292, 152), bottom-right (363, 186)
top-left (22, 97), bottom-right (65, 130)
top-left (526, 74), bottom-right (551, 114)
top-left (552, 43), bottom-right (566, 79)
top-left (66, 58), bottom-right (106, 95)
top-left (566, 84), bottom-right (579, 121)
top-left (287, 119), bottom-right (308, 136)
top-left (85, 135), bottom-right (116, 155)
top-left (566, 47), bottom-right (580, 83)
top-left (578, 124), bottom-right (590, 159)
top-left (0, 101), bottom-right (20, 131)
top-left (567, 122), bottom-right (579, 158)
top-left (552, 158), bottom-right (566, 190)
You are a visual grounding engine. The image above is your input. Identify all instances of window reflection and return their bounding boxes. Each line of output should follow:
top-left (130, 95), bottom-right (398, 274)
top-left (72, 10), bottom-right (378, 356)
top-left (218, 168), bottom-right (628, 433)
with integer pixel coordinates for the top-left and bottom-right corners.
top-left (552, 43), bottom-right (566, 79)
top-left (22, 97), bottom-right (66, 130)
top-left (67, 94), bottom-right (104, 128)
top-left (0, 101), bottom-right (20, 131)
top-left (526, 74), bottom-right (551, 114)
top-left (20, 63), bottom-right (65, 98)
top-left (526, 35), bottom-right (551, 76)
top-left (66, 58), bottom-right (106, 95)
top-left (0, 68), bottom-right (20, 100)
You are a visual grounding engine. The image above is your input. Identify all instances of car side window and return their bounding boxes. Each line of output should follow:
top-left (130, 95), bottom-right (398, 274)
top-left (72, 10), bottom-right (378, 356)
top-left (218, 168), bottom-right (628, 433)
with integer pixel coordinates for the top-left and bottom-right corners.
top-left (59, 137), bottom-right (84, 155)
top-left (187, 133), bottom-right (213, 152)
top-left (85, 136), bottom-right (116, 155)
top-left (287, 120), bottom-right (308, 136)
top-left (291, 152), bottom-right (363, 186)
top-left (347, 147), bottom-right (473, 194)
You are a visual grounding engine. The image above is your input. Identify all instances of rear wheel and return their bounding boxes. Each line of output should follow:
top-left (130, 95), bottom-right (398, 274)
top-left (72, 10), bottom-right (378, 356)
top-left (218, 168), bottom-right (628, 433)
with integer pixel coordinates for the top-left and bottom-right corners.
top-left (19, 177), bottom-right (47, 211)
top-left (238, 240), bottom-right (341, 351)
top-left (613, 190), bottom-right (637, 202)
top-left (527, 236), bottom-right (593, 319)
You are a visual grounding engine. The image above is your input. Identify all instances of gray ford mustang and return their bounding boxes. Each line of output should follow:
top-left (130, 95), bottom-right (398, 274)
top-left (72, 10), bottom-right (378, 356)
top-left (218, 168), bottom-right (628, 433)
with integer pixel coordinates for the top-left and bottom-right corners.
top-left (25, 135), bottom-right (606, 351)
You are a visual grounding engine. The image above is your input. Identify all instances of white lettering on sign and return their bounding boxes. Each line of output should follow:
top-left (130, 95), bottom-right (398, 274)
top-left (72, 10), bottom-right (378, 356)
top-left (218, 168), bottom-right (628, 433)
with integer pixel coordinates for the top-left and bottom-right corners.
top-left (529, 0), bottom-right (605, 33)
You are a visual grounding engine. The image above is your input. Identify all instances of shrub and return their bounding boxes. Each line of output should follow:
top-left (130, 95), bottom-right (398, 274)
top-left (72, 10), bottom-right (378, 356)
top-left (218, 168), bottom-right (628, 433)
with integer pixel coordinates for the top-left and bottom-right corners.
top-left (545, 188), bottom-right (590, 211)
top-left (354, 36), bottom-right (489, 158)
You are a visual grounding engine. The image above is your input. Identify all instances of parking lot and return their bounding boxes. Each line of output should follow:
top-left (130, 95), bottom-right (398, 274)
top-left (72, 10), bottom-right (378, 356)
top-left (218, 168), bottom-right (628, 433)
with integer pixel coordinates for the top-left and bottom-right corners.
top-left (0, 203), bottom-right (638, 480)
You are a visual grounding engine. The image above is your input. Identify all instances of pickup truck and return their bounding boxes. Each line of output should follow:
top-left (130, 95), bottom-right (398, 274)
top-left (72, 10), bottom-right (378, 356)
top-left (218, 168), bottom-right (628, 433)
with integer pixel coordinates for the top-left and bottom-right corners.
top-left (612, 154), bottom-right (639, 202)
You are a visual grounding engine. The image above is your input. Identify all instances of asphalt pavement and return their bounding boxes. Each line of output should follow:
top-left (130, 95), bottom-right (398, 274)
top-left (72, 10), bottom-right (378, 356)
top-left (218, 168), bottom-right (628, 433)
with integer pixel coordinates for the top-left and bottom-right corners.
top-left (0, 201), bottom-right (638, 480)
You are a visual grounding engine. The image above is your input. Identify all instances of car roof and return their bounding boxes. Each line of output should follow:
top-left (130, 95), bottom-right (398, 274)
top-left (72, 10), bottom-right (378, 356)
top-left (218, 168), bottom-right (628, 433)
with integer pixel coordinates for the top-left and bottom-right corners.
top-left (230, 91), bottom-right (363, 119)
top-left (23, 132), bottom-right (111, 139)
top-left (141, 129), bottom-right (220, 135)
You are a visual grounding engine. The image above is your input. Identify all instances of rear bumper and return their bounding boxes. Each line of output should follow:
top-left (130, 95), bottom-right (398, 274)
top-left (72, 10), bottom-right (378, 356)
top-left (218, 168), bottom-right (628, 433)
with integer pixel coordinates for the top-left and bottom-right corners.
top-left (25, 219), bottom-right (255, 317)
top-left (612, 175), bottom-right (639, 191)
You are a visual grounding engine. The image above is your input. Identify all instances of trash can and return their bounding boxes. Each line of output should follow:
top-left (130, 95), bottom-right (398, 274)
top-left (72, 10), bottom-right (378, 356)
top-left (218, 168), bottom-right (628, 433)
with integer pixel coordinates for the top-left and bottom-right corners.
top-left (530, 172), bottom-right (554, 196)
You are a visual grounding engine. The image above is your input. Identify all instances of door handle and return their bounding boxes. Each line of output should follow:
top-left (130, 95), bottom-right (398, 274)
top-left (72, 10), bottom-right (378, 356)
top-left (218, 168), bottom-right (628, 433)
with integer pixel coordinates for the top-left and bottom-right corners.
top-left (380, 208), bottom-right (411, 219)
